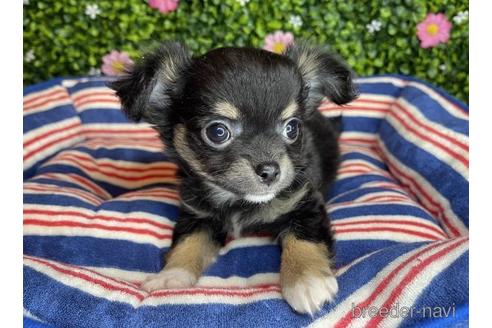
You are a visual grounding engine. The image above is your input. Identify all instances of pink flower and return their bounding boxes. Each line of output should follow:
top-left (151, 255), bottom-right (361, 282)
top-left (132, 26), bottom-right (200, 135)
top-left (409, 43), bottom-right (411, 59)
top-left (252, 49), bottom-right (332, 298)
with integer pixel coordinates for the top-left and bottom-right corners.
top-left (101, 51), bottom-right (134, 76)
top-left (263, 31), bottom-right (294, 54)
top-left (416, 13), bottom-right (452, 48)
top-left (148, 0), bottom-right (179, 14)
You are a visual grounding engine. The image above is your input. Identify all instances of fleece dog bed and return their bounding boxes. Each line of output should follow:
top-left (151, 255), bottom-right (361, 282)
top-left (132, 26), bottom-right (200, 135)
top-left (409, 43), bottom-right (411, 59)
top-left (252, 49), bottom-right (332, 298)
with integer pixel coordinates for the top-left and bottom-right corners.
top-left (23, 75), bottom-right (469, 327)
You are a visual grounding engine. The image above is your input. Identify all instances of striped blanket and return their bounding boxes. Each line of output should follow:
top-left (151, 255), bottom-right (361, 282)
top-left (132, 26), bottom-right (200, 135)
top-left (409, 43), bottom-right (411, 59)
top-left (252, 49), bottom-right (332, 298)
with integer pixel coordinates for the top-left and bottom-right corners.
top-left (23, 75), bottom-right (469, 327)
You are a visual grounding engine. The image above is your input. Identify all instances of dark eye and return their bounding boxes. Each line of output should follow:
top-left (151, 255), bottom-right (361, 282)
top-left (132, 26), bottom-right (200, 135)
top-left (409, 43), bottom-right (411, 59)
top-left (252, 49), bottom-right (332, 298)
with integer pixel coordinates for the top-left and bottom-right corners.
top-left (204, 122), bottom-right (231, 145)
top-left (283, 118), bottom-right (301, 142)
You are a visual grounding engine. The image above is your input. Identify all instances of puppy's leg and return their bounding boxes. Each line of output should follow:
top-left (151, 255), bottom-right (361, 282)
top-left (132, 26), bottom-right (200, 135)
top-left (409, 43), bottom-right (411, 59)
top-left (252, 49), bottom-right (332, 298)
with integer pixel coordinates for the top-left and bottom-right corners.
top-left (280, 195), bottom-right (337, 315)
top-left (142, 215), bottom-right (223, 291)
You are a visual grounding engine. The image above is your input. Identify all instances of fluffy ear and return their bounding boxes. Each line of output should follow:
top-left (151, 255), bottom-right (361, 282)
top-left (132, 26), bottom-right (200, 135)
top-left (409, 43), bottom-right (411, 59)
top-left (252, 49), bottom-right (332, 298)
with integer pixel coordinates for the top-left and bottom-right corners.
top-left (108, 42), bottom-right (191, 123)
top-left (285, 43), bottom-right (358, 113)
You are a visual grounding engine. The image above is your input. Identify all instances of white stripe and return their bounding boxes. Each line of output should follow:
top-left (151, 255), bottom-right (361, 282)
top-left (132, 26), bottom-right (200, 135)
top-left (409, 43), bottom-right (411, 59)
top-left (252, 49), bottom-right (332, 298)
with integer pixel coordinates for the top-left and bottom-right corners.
top-left (379, 242), bottom-right (468, 327)
top-left (24, 85), bottom-right (62, 103)
top-left (334, 231), bottom-right (436, 243)
top-left (309, 239), bottom-right (465, 327)
top-left (23, 186), bottom-right (103, 206)
top-left (77, 101), bottom-right (121, 112)
top-left (384, 114), bottom-right (468, 179)
top-left (57, 149), bottom-right (177, 172)
top-left (23, 135), bottom-right (85, 171)
top-left (23, 308), bottom-right (46, 323)
top-left (70, 87), bottom-right (116, 99)
top-left (356, 77), bottom-right (468, 120)
top-left (23, 98), bottom-right (73, 116)
top-left (37, 172), bottom-right (113, 199)
top-left (24, 118), bottom-right (82, 157)
top-left (24, 204), bottom-right (177, 227)
top-left (397, 97), bottom-right (468, 143)
top-left (378, 141), bottom-right (468, 236)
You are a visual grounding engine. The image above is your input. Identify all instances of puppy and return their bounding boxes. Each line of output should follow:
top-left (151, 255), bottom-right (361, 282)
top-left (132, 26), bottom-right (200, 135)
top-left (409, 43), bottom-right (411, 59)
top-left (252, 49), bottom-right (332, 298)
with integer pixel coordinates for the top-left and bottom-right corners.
top-left (110, 41), bottom-right (357, 315)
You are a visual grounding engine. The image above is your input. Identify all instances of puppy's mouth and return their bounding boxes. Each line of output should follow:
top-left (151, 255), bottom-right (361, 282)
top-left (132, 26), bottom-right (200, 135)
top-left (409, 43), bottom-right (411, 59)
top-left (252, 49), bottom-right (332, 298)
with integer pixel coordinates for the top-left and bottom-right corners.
top-left (243, 192), bottom-right (277, 204)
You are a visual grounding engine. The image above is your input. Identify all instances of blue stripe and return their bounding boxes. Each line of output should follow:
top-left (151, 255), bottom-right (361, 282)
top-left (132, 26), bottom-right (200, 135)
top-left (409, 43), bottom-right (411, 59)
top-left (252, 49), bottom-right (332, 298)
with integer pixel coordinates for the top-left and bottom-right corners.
top-left (340, 152), bottom-right (387, 170)
top-left (78, 109), bottom-right (129, 124)
top-left (330, 204), bottom-right (437, 223)
top-left (23, 105), bottom-right (79, 133)
top-left (400, 86), bottom-right (468, 135)
top-left (24, 236), bottom-right (164, 272)
top-left (379, 121), bottom-right (469, 226)
top-left (399, 250), bottom-right (469, 327)
top-left (329, 187), bottom-right (408, 204)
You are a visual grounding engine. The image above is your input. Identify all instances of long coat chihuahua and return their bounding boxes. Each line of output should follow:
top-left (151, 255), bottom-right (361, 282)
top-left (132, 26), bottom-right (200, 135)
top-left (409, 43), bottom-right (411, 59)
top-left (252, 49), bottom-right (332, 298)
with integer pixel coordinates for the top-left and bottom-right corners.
top-left (110, 41), bottom-right (357, 315)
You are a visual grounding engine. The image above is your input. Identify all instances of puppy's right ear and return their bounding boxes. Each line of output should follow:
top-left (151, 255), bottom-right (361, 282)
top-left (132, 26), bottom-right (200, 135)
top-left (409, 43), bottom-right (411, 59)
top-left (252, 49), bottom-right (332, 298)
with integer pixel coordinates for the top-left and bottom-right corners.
top-left (108, 42), bottom-right (191, 123)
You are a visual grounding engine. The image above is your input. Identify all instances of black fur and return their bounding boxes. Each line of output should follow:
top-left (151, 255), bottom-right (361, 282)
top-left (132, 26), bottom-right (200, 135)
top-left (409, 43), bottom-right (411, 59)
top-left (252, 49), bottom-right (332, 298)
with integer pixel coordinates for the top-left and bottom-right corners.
top-left (109, 41), bottom-right (357, 267)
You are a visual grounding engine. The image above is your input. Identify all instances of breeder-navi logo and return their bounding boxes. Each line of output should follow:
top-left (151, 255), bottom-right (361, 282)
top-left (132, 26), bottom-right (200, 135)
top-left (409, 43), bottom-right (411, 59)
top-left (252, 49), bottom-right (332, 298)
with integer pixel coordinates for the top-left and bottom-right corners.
top-left (351, 302), bottom-right (456, 319)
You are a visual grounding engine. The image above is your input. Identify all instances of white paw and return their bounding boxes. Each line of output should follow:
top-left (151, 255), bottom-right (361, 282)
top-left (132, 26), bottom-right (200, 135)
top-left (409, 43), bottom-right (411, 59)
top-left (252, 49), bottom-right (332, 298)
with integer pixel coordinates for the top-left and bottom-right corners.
top-left (141, 268), bottom-right (197, 291)
top-left (282, 274), bottom-right (338, 316)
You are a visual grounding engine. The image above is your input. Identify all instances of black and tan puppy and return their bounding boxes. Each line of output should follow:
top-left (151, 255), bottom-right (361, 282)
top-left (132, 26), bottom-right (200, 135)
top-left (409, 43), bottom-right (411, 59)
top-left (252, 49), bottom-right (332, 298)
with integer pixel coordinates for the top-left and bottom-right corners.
top-left (110, 41), bottom-right (357, 315)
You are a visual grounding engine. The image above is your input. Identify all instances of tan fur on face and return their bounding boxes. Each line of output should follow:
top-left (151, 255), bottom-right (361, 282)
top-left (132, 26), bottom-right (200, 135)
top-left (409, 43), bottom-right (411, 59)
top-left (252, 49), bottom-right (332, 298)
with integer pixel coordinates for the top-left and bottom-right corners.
top-left (280, 233), bottom-right (334, 286)
top-left (164, 230), bottom-right (220, 279)
top-left (213, 101), bottom-right (240, 120)
top-left (174, 124), bottom-right (213, 180)
top-left (281, 101), bottom-right (298, 120)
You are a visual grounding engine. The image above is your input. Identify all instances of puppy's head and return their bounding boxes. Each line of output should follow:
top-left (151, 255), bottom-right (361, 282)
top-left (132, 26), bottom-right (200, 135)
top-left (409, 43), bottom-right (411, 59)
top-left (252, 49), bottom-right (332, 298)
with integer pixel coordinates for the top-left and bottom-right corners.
top-left (109, 42), bottom-right (357, 204)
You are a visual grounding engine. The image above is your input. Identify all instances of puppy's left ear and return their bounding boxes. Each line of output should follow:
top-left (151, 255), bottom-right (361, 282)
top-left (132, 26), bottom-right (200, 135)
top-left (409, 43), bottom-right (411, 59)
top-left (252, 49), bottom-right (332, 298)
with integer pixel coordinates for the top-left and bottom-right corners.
top-left (108, 42), bottom-right (191, 124)
top-left (285, 43), bottom-right (358, 114)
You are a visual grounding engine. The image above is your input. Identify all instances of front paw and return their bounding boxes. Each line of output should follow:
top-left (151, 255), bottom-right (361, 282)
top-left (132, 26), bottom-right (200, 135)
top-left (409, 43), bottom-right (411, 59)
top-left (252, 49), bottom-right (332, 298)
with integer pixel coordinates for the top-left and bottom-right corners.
top-left (282, 271), bottom-right (338, 315)
top-left (142, 267), bottom-right (197, 291)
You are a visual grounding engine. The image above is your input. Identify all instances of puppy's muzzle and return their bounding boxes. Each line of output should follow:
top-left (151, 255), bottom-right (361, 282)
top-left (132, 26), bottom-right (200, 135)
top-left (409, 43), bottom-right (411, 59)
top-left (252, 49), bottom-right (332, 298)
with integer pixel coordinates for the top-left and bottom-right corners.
top-left (255, 162), bottom-right (280, 186)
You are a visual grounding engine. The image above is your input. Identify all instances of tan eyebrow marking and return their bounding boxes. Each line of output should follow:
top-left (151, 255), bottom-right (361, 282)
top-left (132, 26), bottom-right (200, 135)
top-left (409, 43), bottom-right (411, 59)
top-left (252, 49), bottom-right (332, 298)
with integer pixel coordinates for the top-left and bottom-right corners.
top-left (213, 102), bottom-right (240, 120)
top-left (281, 101), bottom-right (298, 120)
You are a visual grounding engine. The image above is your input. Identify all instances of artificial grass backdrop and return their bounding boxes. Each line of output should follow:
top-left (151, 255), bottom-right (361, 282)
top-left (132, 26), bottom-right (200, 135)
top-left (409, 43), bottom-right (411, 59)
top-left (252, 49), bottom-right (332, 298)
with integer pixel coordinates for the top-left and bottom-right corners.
top-left (23, 0), bottom-right (469, 102)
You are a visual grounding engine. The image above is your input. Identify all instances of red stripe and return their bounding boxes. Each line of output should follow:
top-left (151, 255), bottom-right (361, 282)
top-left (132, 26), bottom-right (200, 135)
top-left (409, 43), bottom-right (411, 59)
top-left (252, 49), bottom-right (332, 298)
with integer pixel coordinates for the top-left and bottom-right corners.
top-left (82, 128), bottom-right (156, 135)
top-left (24, 121), bottom-right (81, 148)
top-left (24, 89), bottom-right (66, 106)
top-left (24, 131), bottom-right (82, 161)
top-left (366, 239), bottom-right (468, 327)
top-left (26, 256), bottom-right (281, 300)
top-left (58, 152), bottom-right (177, 173)
top-left (25, 256), bottom-right (146, 301)
top-left (333, 219), bottom-right (446, 238)
top-left (334, 239), bottom-right (466, 328)
top-left (24, 94), bottom-right (70, 111)
top-left (388, 108), bottom-right (468, 166)
top-left (394, 102), bottom-right (468, 151)
top-left (25, 255), bottom-right (140, 290)
top-left (320, 106), bottom-right (389, 114)
top-left (24, 219), bottom-right (173, 240)
top-left (333, 227), bottom-right (440, 241)
top-left (120, 192), bottom-right (180, 202)
top-left (24, 185), bottom-right (102, 205)
top-left (42, 173), bottom-right (111, 199)
top-left (380, 150), bottom-right (461, 237)
top-left (358, 196), bottom-right (412, 203)
top-left (71, 91), bottom-right (116, 102)
top-left (339, 137), bottom-right (377, 145)
top-left (51, 155), bottom-right (177, 182)
top-left (75, 98), bottom-right (120, 108)
top-left (24, 208), bottom-right (175, 230)
top-left (150, 285), bottom-right (281, 298)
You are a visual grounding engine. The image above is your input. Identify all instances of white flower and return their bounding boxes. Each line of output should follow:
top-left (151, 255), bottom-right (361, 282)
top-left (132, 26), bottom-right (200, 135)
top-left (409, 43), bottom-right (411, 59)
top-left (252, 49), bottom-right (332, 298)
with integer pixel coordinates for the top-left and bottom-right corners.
top-left (88, 67), bottom-right (101, 76)
top-left (236, 0), bottom-right (250, 6)
top-left (453, 10), bottom-right (469, 24)
top-left (85, 4), bottom-right (101, 20)
top-left (289, 15), bottom-right (303, 29)
top-left (25, 50), bottom-right (35, 62)
top-left (366, 19), bottom-right (383, 33)
top-left (439, 64), bottom-right (446, 71)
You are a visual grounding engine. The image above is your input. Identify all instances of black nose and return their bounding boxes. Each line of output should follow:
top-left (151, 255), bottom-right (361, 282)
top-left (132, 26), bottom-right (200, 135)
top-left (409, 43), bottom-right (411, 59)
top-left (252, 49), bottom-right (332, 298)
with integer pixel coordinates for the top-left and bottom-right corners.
top-left (255, 162), bottom-right (280, 185)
